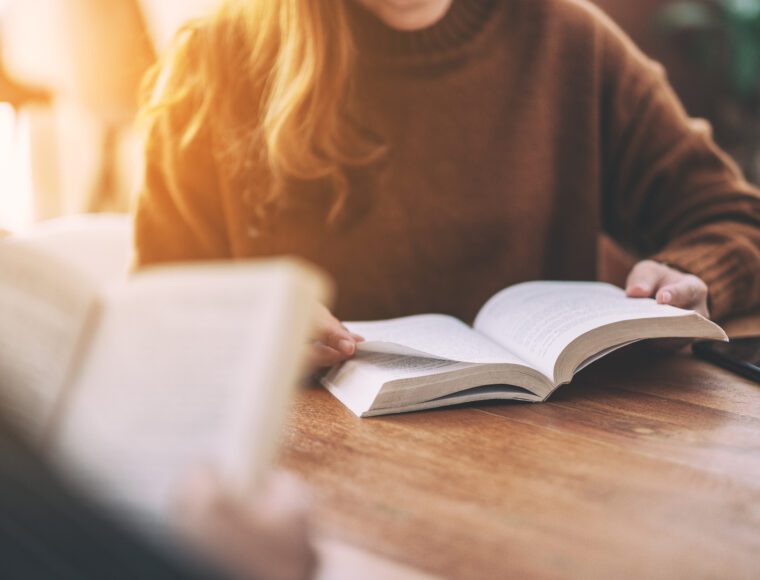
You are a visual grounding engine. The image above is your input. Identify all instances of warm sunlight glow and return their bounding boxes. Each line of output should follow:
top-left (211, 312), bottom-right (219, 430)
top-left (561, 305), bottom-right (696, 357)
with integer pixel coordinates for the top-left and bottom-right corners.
top-left (0, 103), bottom-right (34, 231)
top-left (137, 0), bottom-right (220, 52)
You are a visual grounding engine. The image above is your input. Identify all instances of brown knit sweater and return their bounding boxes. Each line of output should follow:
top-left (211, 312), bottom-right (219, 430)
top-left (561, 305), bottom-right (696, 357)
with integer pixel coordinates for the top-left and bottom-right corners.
top-left (135, 0), bottom-right (760, 322)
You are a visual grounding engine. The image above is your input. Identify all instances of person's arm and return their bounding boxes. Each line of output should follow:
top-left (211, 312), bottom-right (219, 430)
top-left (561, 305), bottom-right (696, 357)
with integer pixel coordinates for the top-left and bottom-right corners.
top-left (598, 13), bottom-right (760, 320)
top-left (137, 115), bottom-right (361, 364)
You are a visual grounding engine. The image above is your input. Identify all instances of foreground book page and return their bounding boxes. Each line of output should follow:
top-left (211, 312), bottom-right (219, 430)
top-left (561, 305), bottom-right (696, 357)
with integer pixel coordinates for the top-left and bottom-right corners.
top-left (9, 214), bottom-right (132, 285)
top-left (48, 260), bottom-right (326, 520)
top-left (474, 282), bottom-right (725, 379)
top-left (0, 243), bottom-right (98, 439)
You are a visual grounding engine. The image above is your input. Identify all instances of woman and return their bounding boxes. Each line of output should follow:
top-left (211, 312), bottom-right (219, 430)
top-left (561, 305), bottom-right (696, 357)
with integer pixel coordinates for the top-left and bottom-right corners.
top-left (135, 0), bottom-right (760, 367)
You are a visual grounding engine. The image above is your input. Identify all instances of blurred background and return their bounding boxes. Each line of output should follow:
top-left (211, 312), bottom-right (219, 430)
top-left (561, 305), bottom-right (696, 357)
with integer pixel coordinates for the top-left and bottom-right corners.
top-left (0, 0), bottom-right (758, 232)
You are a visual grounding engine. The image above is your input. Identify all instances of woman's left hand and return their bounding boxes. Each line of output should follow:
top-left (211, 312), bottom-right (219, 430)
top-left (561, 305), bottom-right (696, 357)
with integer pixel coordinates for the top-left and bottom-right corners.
top-left (625, 260), bottom-right (710, 318)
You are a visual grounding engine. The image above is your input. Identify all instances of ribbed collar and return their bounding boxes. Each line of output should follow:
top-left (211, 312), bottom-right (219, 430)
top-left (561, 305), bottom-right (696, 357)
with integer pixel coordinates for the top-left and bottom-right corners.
top-left (347, 0), bottom-right (499, 65)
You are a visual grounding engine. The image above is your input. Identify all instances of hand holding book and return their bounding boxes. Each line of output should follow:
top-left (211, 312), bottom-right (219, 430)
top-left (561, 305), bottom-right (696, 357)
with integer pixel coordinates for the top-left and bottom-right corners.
top-left (309, 304), bottom-right (365, 368)
top-left (1, 221), bottom-right (328, 579)
top-left (316, 259), bottom-right (712, 369)
top-left (322, 279), bottom-right (726, 417)
top-left (625, 260), bottom-right (711, 350)
top-left (625, 260), bottom-right (710, 317)
top-left (175, 469), bottom-right (316, 580)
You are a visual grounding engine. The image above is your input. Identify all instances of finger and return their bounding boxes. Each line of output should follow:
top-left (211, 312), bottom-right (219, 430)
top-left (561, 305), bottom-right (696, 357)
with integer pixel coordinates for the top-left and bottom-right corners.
top-left (339, 322), bottom-right (365, 343)
top-left (318, 311), bottom-right (358, 355)
top-left (309, 343), bottom-right (350, 368)
top-left (174, 470), bottom-right (317, 580)
top-left (625, 260), bottom-right (668, 297)
top-left (260, 472), bottom-right (313, 517)
top-left (656, 275), bottom-right (707, 310)
top-left (312, 306), bottom-right (348, 341)
top-left (176, 471), bottom-right (298, 538)
top-left (172, 467), bottom-right (230, 531)
top-left (325, 333), bottom-right (358, 356)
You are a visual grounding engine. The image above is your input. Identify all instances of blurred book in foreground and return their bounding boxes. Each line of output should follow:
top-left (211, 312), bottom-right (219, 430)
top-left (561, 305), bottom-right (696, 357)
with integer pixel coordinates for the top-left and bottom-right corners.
top-left (0, 227), bottom-right (328, 526)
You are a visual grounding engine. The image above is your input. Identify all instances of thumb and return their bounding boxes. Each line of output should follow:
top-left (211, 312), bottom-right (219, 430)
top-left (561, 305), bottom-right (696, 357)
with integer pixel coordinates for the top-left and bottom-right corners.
top-left (314, 305), bottom-right (358, 356)
top-left (626, 260), bottom-right (667, 298)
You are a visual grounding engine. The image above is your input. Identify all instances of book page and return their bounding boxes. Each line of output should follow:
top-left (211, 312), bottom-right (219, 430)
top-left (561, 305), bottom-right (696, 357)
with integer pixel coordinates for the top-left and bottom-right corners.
top-left (474, 282), bottom-right (696, 378)
top-left (347, 315), bottom-right (523, 365)
top-left (49, 261), bottom-right (325, 519)
top-left (323, 352), bottom-right (544, 416)
top-left (323, 352), bottom-right (475, 416)
top-left (0, 243), bottom-right (97, 440)
top-left (10, 214), bottom-right (133, 286)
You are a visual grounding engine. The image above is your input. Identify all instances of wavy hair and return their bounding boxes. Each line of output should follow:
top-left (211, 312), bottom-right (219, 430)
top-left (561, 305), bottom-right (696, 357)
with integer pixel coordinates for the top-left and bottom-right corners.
top-left (140, 0), bottom-right (383, 226)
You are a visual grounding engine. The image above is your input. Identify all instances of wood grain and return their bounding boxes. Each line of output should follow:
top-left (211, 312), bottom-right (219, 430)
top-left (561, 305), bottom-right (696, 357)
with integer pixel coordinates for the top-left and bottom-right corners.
top-left (281, 317), bottom-right (760, 579)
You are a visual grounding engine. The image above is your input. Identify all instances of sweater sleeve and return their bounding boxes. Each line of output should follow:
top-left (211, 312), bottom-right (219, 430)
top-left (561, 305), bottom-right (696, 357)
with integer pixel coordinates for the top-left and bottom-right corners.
top-left (598, 16), bottom-right (760, 320)
top-left (133, 84), bottom-right (231, 268)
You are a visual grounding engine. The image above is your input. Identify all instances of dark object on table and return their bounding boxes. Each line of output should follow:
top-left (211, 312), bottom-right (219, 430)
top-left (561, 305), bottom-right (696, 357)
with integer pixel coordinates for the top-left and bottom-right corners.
top-left (693, 336), bottom-right (760, 383)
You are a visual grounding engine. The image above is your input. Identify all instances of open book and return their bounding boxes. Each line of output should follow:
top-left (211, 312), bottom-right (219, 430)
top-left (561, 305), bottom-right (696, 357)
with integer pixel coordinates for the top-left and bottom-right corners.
top-left (0, 228), bottom-right (327, 523)
top-left (323, 281), bottom-right (727, 417)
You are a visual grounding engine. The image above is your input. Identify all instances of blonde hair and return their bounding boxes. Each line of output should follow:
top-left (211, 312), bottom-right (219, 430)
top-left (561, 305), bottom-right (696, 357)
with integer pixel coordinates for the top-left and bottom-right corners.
top-left (140, 0), bottom-right (382, 226)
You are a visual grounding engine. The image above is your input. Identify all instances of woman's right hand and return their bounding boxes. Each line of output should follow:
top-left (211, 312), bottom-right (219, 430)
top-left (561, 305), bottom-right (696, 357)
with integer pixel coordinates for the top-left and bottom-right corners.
top-left (309, 305), bottom-right (364, 368)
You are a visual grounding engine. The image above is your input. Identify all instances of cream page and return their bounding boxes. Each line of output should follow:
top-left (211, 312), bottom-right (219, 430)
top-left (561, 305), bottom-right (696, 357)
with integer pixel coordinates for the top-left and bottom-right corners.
top-left (0, 243), bottom-right (97, 440)
top-left (474, 281), bottom-right (695, 378)
top-left (347, 315), bottom-right (526, 365)
top-left (324, 352), bottom-right (476, 415)
top-left (50, 264), bottom-right (307, 520)
top-left (11, 214), bottom-right (132, 285)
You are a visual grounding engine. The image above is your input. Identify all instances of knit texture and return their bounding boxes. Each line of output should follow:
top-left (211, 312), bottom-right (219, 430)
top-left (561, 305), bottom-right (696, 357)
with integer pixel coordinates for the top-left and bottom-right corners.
top-left (135, 0), bottom-right (760, 321)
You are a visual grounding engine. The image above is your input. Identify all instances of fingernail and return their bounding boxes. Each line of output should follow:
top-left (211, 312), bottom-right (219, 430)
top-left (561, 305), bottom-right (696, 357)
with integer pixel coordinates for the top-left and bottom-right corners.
top-left (661, 290), bottom-right (672, 304)
top-left (338, 339), bottom-right (355, 355)
top-left (637, 283), bottom-right (652, 293)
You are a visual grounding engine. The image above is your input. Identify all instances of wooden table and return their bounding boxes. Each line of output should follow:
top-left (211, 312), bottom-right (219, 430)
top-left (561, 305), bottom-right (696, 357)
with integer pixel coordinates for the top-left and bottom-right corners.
top-left (281, 315), bottom-right (760, 579)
